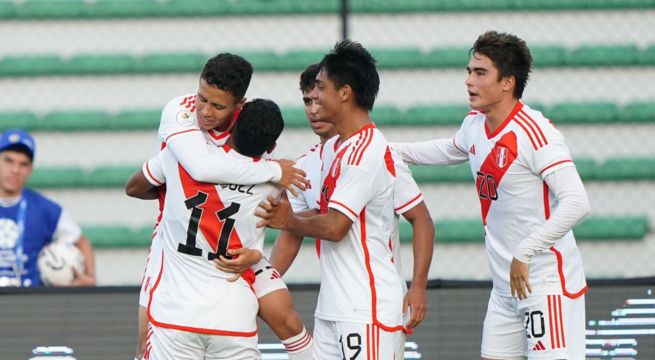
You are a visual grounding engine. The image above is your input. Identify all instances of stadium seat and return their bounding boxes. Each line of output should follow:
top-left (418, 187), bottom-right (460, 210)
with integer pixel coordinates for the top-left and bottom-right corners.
top-left (547, 102), bottom-right (619, 124)
top-left (63, 54), bottom-right (136, 75)
top-left (1, 44), bottom-right (653, 77)
top-left (530, 46), bottom-right (567, 67)
top-left (371, 48), bottom-right (427, 69)
top-left (136, 52), bottom-right (207, 73)
top-left (641, 44), bottom-right (655, 65)
top-left (41, 111), bottom-right (112, 131)
top-left (405, 104), bottom-right (471, 126)
top-left (114, 109), bottom-right (161, 130)
top-left (0, 55), bottom-right (63, 77)
top-left (566, 45), bottom-right (641, 67)
top-left (598, 158), bottom-right (655, 181)
top-left (621, 101), bottom-right (655, 123)
top-left (83, 215), bottom-right (649, 248)
top-left (4, 0), bottom-right (654, 19)
top-left (371, 106), bottom-right (405, 126)
top-left (23, 156), bottom-right (655, 189)
top-left (0, 112), bottom-right (39, 130)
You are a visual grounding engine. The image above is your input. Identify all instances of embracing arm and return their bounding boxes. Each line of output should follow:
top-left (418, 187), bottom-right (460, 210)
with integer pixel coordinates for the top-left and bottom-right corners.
top-left (392, 137), bottom-right (469, 166)
top-left (514, 165), bottom-right (591, 262)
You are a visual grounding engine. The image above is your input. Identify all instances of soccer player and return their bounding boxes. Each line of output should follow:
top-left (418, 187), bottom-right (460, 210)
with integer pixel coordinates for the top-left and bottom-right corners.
top-left (270, 63), bottom-right (434, 336)
top-left (392, 31), bottom-right (590, 359)
top-left (257, 40), bottom-right (408, 359)
top-left (139, 99), bottom-right (289, 359)
top-left (126, 53), bottom-right (311, 359)
top-left (0, 129), bottom-right (95, 287)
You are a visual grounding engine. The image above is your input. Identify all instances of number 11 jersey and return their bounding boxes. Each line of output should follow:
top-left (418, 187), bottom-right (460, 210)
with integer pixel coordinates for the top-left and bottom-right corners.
top-left (147, 144), bottom-right (280, 335)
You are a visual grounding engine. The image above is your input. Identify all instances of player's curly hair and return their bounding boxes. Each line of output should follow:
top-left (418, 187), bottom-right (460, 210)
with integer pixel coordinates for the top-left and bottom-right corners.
top-left (299, 63), bottom-right (320, 94)
top-left (201, 53), bottom-right (253, 100)
top-left (319, 40), bottom-right (379, 111)
top-left (470, 31), bottom-right (533, 99)
top-left (232, 99), bottom-right (284, 158)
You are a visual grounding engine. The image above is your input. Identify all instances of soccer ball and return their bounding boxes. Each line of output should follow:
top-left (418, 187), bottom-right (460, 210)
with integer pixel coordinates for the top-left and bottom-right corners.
top-left (37, 242), bottom-right (85, 286)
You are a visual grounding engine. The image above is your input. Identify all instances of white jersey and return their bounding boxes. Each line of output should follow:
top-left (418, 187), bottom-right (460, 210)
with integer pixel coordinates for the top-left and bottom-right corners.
top-left (393, 102), bottom-right (586, 298)
top-left (316, 124), bottom-right (405, 330)
top-left (389, 151), bottom-right (424, 292)
top-left (288, 142), bottom-right (323, 212)
top-left (156, 94), bottom-right (281, 185)
top-left (146, 145), bottom-right (281, 334)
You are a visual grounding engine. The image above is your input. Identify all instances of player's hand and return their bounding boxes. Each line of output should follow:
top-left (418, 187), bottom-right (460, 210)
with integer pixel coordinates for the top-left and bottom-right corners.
top-left (403, 285), bottom-right (427, 329)
top-left (213, 248), bottom-right (262, 282)
top-left (70, 269), bottom-right (96, 286)
top-left (255, 193), bottom-right (293, 230)
top-left (510, 257), bottom-right (532, 300)
top-left (276, 159), bottom-right (308, 197)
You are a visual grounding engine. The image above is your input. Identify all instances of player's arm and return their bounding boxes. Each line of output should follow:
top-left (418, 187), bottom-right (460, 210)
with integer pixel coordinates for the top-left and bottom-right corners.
top-left (391, 137), bottom-right (469, 166)
top-left (125, 153), bottom-right (166, 199)
top-left (270, 208), bottom-right (319, 276)
top-left (510, 165), bottom-right (591, 299)
top-left (166, 131), bottom-right (306, 195)
top-left (401, 201), bottom-right (434, 329)
top-left (257, 193), bottom-right (353, 242)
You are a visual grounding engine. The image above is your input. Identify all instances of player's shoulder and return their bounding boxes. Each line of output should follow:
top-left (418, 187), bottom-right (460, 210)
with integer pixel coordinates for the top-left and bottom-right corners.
top-left (464, 109), bottom-right (486, 122)
top-left (513, 103), bottom-right (564, 144)
top-left (295, 142), bottom-right (321, 164)
top-left (344, 125), bottom-right (388, 167)
top-left (163, 92), bottom-right (195, 113)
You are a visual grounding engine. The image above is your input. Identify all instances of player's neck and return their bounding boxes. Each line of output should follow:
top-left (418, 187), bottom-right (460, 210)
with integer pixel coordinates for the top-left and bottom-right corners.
top-left (335, 108), bottom-right (372, 140)
top-left (484, 98), bottom-right (520, 134)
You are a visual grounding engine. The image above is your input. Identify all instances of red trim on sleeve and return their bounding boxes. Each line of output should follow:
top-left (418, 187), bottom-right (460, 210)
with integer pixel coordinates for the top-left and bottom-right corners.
top-left (145, 162), bottom-right (163, 186)
top-left (330, 200), bottom-right (358, 219)
top-left (543, 182), bottom-right (550, 220)
top-left (540, 160), bottom-right (573, 175)
top-left (394, 193), bottom-right (422, 213)
top-left (452, 138), bottom-right (467, 155)
top-left (165, 128), bottom-right (200, 143)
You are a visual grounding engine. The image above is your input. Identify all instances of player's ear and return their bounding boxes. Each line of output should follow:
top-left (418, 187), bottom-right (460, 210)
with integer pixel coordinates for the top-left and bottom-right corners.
top-left (339, 85), bottom-right (351, 103)
top-left (236, 97), bottom-right (247, 109)
top-left (501, 75), bottom-right (515, 94)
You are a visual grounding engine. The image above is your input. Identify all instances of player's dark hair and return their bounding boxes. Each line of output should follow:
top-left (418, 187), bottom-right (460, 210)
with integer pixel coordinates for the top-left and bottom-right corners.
top-left (319, 40), bottom-right (379, 111)
top-left (470, 31), bottom-right (532, 99)
top-left (232, 99), bottom-right (284, 158)
top-left (1, 144), bottom-right (33, 162)
top-left (201, 53), bottom-right (253, 100)
top-left (299, 63), bottom-right (320, 93)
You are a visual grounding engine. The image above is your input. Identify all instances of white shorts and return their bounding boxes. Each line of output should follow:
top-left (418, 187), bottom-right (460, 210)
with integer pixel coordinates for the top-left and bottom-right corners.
top-left (140, 248), bottom-right (286, 306)
top-left (252, 257), bottom-right (287, 299)
top-left (139, 236), bottom-right (162, 308)
top-left (145, 323), bottom-right (260, 360)
top-left (313, 318), bottom-right (405, 360)
top-left (481, 291), bottom-right (586, 359)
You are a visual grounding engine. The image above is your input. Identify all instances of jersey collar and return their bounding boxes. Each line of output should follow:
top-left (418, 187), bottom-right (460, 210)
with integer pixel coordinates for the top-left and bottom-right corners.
top-left (485, 101), bottom-right (523, 139)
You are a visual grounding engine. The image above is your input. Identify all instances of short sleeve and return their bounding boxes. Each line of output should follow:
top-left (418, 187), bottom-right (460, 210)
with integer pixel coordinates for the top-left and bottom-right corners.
top-left (142, 152), bottom-right (166, 186)
top-left (328, 165), bottom-right (378, 222)
top-left (393, 155), bottom-right (423, 215)
top-left (529, 126), bottom-right (575, 178)
top-left (157, 95), bottom-right (200, 143)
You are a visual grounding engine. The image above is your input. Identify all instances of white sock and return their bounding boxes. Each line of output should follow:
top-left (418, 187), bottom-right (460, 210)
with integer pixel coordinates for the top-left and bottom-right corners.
top-left (281, 326), bottom-right (314, 360)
